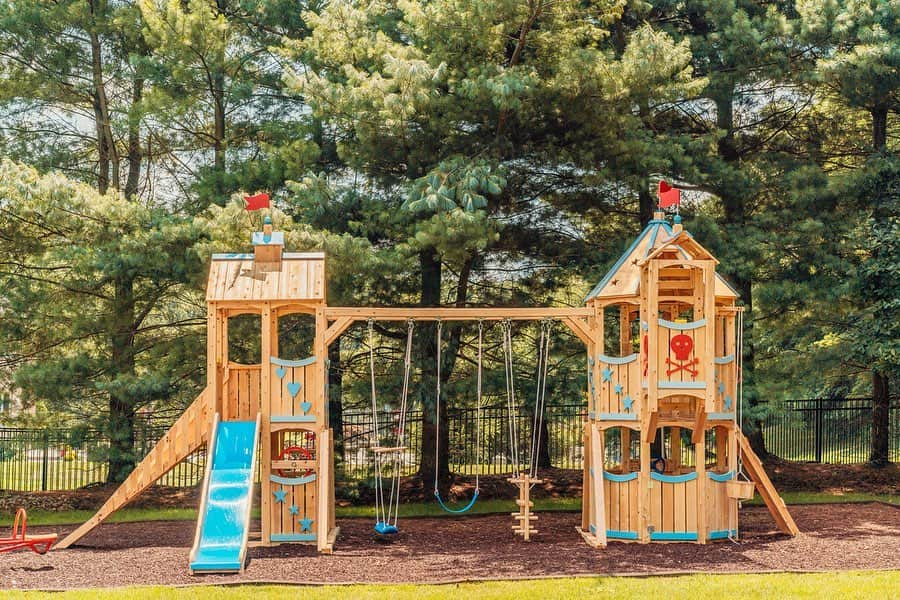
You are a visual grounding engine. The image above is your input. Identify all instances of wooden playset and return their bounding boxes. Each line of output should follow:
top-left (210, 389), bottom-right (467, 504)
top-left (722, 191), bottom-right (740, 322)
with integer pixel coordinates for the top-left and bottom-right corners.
top-left (56, 210), bottom-right (797, 565)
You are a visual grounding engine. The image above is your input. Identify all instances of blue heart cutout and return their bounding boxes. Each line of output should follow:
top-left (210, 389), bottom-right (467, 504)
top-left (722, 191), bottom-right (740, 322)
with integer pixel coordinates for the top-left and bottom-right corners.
top-left (300, 401), bottom-right (312, 414)
top-left (286, 382), bottom-right (302, 397)
top-left (275, 367), bottom-right (287, 379)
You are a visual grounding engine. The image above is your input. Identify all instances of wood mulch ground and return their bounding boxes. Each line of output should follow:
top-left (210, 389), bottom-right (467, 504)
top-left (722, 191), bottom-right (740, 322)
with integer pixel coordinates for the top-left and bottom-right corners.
top-left (1, 503), bottom-right (898, 590)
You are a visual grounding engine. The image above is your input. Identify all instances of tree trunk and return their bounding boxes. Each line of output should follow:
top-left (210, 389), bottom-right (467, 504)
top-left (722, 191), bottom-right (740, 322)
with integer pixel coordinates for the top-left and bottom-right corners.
top-left (870, 371), bottom-right (890, 467)
top-left (124, 77), bottom-right (143, 199)
top-left (872, 104), bottom-right (888, 153)
top-left (88, 1), bottom-right (118, 193)
top-left (107, 275), bottom-right (137, 483)
top-left (639, 186), bottom-right (654, 227)
top-left (715, 92), bottom-right (768, 457)
top-left (212, 63), bottom-right (226, 204)
top-left (328, 337), bottom-right (344, 456)
top-left (417, 249), bottom-right (447, 491)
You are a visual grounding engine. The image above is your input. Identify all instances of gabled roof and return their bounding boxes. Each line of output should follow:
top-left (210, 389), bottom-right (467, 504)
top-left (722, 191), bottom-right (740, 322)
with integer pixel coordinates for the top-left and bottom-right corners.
top-left (639, 229), bottom-right (718, 265)
top-left (585, 219), bottom-right (738, 302)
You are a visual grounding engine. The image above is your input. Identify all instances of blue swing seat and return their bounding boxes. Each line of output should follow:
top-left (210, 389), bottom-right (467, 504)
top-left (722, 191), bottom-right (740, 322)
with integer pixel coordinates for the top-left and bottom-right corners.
top-left (434, 488), bottom-right (480, 514)
top-left (374, 521), bottom-right (399, 535)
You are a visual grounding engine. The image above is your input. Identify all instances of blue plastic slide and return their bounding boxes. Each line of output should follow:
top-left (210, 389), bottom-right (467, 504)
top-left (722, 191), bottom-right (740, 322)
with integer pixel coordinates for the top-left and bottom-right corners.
top-left (189, 414), bottom-right (260, 574)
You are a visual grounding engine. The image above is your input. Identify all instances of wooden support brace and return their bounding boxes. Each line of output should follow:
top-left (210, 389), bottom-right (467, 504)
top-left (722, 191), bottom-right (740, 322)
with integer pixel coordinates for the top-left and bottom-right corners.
top-left (323, 316), bottom-right (354, 347)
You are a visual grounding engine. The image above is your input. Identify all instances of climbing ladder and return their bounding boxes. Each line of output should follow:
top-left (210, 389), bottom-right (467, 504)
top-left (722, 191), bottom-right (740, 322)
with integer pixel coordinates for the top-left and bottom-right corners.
top-left (737, 431), bottom-right (799, 536)
top-left (508, 474), bottom-right (540, 541)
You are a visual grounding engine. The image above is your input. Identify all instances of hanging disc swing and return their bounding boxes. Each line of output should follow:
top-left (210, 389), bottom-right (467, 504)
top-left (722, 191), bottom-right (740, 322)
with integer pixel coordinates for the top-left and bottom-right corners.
top-left (368, 319), bottom-right (415, 536)
top-left (433, 320), bottom-right (482, 514)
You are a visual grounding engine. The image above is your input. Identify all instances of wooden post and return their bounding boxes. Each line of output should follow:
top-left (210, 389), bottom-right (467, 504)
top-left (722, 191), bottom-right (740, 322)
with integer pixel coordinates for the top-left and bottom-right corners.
top-left (589, 424), bottom-right (607, 546)
top-left (670, 426), bottom-right (681, 472)
top-left (695, 431), bottom-right (707, 543)
top-left (260, 303), bottom-right (273, 544)
top-left (582, 422), bottom-right (591, 531)
top-left (639, 437), bottom-right (651, 543)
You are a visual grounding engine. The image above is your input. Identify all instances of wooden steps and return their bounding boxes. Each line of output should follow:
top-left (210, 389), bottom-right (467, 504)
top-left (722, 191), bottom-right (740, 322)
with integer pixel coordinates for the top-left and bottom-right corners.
top-left (737, 431), bottom-right (799, 536)
top-left (56, 387), bottom-right (213, 549)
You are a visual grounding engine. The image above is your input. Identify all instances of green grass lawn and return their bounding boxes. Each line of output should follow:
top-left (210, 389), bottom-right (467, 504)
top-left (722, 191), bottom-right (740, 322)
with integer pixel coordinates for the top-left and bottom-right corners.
top-left (4, 572), bottom-right (899, 599)
top-left (3, 490), bottom-right (895, 527)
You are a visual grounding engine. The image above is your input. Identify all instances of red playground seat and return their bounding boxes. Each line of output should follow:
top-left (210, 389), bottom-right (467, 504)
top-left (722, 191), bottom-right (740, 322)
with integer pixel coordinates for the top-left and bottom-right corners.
top-left (0, 508), bottom-right (57, 554)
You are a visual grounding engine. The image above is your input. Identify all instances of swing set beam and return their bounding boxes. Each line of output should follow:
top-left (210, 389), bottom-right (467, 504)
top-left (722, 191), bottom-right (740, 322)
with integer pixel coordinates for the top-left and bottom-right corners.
top-left (321, 307), bottom-right (597, 347)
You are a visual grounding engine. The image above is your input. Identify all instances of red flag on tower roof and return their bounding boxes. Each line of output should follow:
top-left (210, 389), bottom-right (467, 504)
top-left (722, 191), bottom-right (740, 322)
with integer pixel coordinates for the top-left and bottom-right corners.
top-left (657, 180), bottom-right (681, 209)
top-left (244, 192), bottom-right (270, 211)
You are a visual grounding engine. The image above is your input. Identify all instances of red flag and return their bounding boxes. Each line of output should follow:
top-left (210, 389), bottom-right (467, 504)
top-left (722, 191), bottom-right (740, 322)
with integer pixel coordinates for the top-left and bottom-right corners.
top-left (658, 180), bottom-right (681, 209)
top-left (244, 192), bottom-right (270, 211)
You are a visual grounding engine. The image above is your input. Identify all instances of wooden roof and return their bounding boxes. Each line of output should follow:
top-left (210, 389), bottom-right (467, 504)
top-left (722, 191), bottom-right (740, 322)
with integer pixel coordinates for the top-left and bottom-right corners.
top-left (206, 252), bottom-right (325, 303)
top-left (585, 219), bottom-right (738, 303)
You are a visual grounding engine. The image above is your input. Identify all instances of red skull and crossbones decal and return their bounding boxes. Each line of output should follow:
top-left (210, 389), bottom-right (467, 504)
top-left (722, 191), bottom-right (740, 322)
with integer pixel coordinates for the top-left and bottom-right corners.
top-left (666, 333), bottom-right (699, 378)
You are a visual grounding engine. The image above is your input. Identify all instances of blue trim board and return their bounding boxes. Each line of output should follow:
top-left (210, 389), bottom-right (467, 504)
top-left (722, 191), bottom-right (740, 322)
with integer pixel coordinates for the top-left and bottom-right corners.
top-left (658, 317), bottom-right (707, 330)
top-left (270, 533), bottom-right (316, 542)
top-left (603, 471), bottom-right (639, 482)
top-left (607, 530), bottom-right (639, 540)
top-left (598, 412), bottom-right (639, 421)
top-left (270, 356), bottom-right (316, 367)
top-left (709, 529), bottom-right (738, 540)
top-left (270, 473), bottom-right (317, 486)
top-left (708, 412), bottom-right (735, 421)
top-left (212, 253), bottom-right (254, 260)
top-left (650, 531), bottom-right (698, 541)
top-left (597, 353), bottom-right (638, 365)
top-left (658, 381), bottom-right (706, 390)
top-left (650, 471), bottom-right (698, 483)
top-left (714, 354), bottom-right (735, 364)
top-left (707, 470), bottom-right (736, 482)
top-left (271, 415), bottom-right (316, 423)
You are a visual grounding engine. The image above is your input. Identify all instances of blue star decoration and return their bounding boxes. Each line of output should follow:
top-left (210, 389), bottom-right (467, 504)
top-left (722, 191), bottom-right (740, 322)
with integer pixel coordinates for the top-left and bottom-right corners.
top-left (602, 367), bottom-right (613, 382)
top-left (614, 383), bottom-right (623, 395)
top-left (273, 488), bottom-right (287, 503)
top-left (724, 395), bottom-right (733, 410)
top-left (718, 382), bottom-right (725, 395)
top-left (299, 517), bottom-right (313, 532)
top-left (622, 395), bottom-right (634, 412)
top-left (289, 504), bottom-right (299, 516)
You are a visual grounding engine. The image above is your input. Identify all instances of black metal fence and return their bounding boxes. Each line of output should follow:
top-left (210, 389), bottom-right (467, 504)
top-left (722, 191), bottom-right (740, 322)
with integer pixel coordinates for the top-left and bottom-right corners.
top-left (0, 424), bottom-right (206, 492)
top-left (341, 404), bottom-right (586, 481)
top-left (0, 398), bottom-right (895, 491)
top-left (762, 398), bottom-right (900, 464)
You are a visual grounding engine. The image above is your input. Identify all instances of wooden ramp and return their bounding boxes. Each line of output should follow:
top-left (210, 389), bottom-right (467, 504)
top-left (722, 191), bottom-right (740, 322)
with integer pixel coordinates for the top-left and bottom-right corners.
top-left (56, 387), bottom-right (213, 549)
top-left (737, 431), bottom-right (799, 536)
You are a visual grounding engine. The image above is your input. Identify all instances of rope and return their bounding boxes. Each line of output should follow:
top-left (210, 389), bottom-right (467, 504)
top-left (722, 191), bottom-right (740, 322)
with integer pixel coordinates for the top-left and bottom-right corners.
top-left (433, 320), bottom-right (483, 513)
top-left (529, 319), bottom-right (552, 481)
top-left (501, 319), bottom-right (521, 471)
top-left (369, 319), bottom-right (415, 531)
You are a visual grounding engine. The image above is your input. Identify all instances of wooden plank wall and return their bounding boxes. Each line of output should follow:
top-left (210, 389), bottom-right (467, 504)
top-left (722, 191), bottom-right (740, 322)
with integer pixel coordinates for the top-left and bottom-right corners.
top-left (226, 363), bottom-right (262, 421)
top-left (597, 356), bottom-right (640, 414)
top-left (648, 478), bottom-right (700, 535)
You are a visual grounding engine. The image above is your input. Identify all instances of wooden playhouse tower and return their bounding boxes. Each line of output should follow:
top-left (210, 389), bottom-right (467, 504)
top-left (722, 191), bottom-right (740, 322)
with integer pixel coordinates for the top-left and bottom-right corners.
top-left (59, 219), bottom-right (338, 552)
top-left (579, 212), bottom-right (798, 546)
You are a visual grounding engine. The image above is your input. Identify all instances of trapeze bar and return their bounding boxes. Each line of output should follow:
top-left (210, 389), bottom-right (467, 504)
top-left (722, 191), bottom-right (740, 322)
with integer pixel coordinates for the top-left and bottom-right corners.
top-left (322, 307), bottom-right (595, 321)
